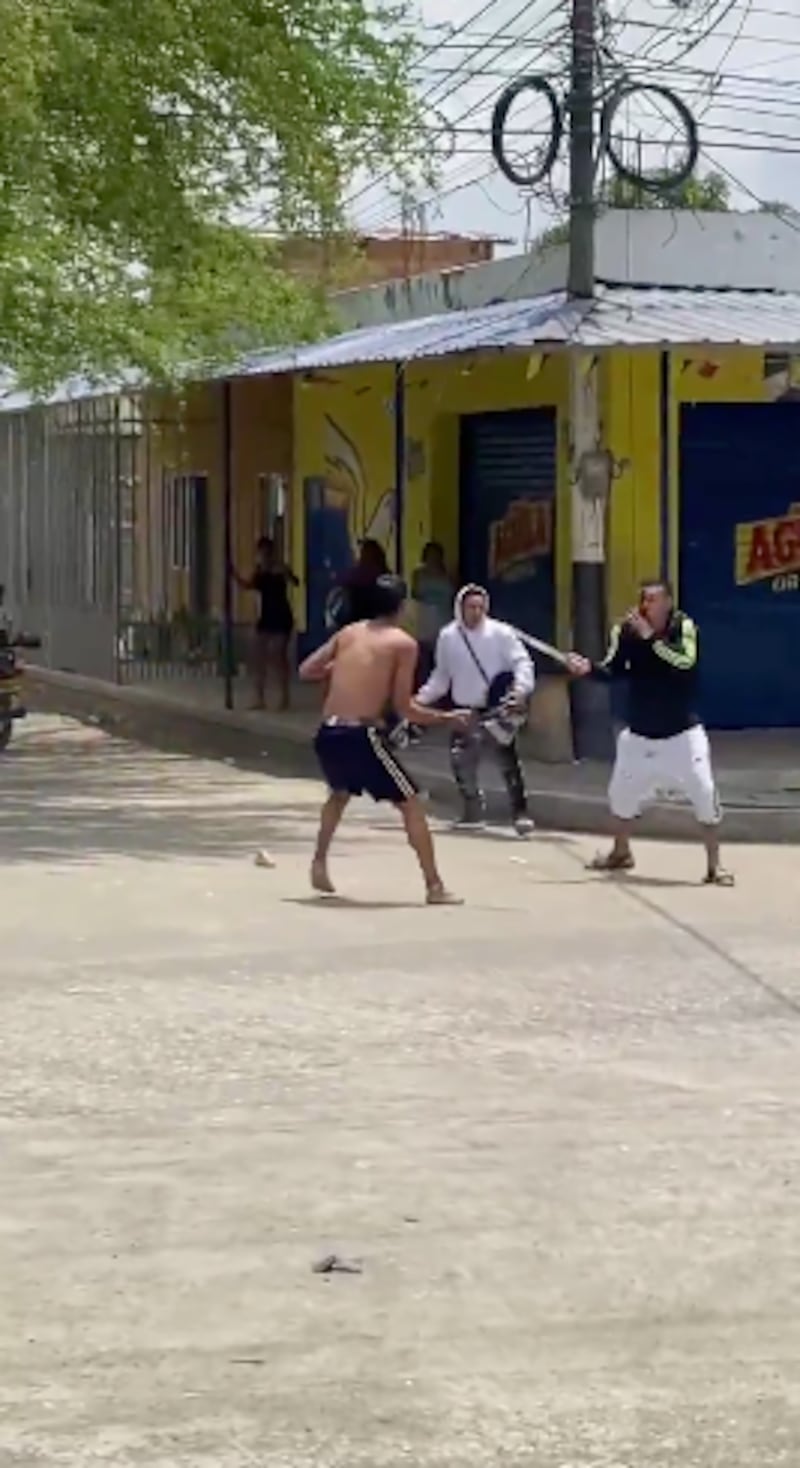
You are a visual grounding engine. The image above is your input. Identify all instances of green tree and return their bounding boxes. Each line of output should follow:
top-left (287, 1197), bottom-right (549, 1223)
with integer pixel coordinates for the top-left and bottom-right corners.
top-left (599, 170), bottom-right (731, 212)
top-left (0, 0), bottom-right (421, 388)
top-left (532, 170), bottom-right (731, 252)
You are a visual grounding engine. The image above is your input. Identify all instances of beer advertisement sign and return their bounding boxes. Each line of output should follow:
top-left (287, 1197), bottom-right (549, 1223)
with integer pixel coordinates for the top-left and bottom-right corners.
top-left (735, 503), bottom-right (800, 592)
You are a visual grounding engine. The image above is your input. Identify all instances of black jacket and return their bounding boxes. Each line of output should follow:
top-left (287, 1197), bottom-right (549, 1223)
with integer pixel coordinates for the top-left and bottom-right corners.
top-left (592, 611), bottom-right (700, 739)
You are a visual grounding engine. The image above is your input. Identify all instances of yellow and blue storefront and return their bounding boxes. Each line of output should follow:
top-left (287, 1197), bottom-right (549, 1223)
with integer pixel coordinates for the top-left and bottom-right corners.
top-left (669, 348), bottom-right (800, 727)
top-left (128, 335), bottom-right (800, 731)
top-left (285, 341), bottom-right (800, 729)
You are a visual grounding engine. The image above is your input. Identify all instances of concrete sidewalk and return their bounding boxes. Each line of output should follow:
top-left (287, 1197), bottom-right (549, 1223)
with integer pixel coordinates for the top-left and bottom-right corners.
top-left (26, 666), bottom-right (800, 842)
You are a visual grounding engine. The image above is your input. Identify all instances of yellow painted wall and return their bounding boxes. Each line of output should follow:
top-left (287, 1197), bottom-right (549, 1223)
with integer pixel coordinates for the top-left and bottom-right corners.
top-left (124, 341), bottom-right (786, 659)
top-left (291, 365), bottom-right (397, 631)
top-left (600, 349), bottom-right (662, 622)
top-left (600, 345), bottom-right (773, 616)
top-left (134, 344), bottom-right (772, 644)
top-left (290, 353), bottom-right (571, 638)
top-left (405, 352), bottom-right (570, 636)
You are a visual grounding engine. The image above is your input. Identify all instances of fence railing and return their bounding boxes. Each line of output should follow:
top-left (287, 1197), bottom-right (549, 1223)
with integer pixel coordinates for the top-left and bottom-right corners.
top-left (117, 618), bottom-right (253, 683)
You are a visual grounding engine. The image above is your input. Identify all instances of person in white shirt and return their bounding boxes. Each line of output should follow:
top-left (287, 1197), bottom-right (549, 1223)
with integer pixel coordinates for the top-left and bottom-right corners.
top-left (415, 583), bottom-right (535, 834)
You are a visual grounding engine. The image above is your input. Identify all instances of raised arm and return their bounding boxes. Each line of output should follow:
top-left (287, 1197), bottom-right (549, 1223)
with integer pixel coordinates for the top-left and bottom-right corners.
top-left (651, 614), bottom-right (698, 672)
top-left (299, 633), bottom-right (338, 682)
top-left (230, 563), bottom-right (256, 591)
top-left (594, 621), bottom-right (628, 678)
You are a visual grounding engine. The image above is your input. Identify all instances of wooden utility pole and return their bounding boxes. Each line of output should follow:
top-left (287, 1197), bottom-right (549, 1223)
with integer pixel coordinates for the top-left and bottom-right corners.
top-left (568, 0), bottom-right (596, 299)
top-left (568, 0), bottom-right (613, 758)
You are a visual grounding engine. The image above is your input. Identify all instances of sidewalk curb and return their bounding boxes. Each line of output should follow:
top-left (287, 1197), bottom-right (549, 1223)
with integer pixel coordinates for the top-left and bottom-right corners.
top-left (26, 667), bottom-right (800, 844)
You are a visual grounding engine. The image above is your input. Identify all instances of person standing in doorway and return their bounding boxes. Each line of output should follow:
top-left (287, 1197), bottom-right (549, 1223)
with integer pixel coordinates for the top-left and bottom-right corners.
top-left (411, 541), bottom-right (454, 684)
top-left (415, 584), bottom-right (536, 835)
top-left (566, 577), bottom-right (734, 885)
top-left (299, 573), bottom-right (469, 904)
top-left (233, 537), bottom-right (298, 711)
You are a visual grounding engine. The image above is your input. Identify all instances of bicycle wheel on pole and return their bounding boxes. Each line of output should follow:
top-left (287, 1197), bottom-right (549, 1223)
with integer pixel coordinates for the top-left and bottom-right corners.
top-left (491, 75), bottom-right (564, 189)
top-left (600, 82), bottom-right (699, 191)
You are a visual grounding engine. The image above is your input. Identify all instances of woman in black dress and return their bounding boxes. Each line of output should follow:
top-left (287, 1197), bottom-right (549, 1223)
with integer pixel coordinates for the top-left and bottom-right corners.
top-left (233, 537), bottom-right (299, 710)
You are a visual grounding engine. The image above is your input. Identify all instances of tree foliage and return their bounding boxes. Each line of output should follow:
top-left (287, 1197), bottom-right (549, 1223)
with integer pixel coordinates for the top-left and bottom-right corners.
top-left (599, 170), bottom-right (731, 212)
top-left (532, 170), bottom-right (732, 252)
top-left (0, 0), bottom-right (422, 387)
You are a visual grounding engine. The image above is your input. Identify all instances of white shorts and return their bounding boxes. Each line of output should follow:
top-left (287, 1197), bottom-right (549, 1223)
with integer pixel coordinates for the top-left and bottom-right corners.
top-left (608, 725), bottom-right (721, 825)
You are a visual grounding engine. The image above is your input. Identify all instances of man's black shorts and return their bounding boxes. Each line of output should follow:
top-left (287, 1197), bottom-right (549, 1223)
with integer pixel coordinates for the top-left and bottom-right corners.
top-left (314, 721), bottom-right (418, 805)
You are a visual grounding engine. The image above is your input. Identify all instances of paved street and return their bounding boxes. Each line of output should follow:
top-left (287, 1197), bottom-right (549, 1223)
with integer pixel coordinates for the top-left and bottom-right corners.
top-left (3, 714), bottom-right (800, 1468)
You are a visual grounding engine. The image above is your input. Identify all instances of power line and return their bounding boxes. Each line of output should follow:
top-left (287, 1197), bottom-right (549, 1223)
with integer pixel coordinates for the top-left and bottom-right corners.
top-left (346, 0), bottom-right (557, 202)
top-left (409, 0), bottom-right (525, 69)
top-left (351, 2), bottom-right (570, 229)
top-left (377, 0), bottom-right (800, 245)
top-left (699, 149), bottom-right (800, 224)
top-left (615, 13), bottom-right (800, 54)
top-left (622, 78), bottom-right (800, 220)
top-left (346, 0), bottom-right (567, 213)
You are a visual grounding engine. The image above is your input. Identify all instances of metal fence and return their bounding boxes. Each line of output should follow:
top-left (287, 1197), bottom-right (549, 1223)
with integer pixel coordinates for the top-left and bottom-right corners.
top-left (0, 398), bottom-right (122, 680)
top-left (0, 392), bottom-right (244, 694)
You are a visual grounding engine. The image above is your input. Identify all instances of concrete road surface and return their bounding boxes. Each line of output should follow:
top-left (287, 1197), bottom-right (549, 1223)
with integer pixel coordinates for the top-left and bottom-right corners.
top-left (2, 714), bottom-right (800, 1468)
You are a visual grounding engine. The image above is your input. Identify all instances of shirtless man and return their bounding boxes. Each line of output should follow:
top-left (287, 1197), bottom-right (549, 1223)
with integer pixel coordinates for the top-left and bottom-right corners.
top-left (299, 574), bottom-right (468, 904)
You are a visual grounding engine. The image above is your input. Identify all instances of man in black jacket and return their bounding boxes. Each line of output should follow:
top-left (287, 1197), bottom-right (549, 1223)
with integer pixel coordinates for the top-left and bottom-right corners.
top-left (567, 578), bottom-right (734, 886)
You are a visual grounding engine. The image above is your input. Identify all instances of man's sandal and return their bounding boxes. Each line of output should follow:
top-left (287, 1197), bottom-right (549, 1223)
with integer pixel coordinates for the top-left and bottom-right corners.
top-left (587, 851), bottom-right (635, 873)
top-left (703, 868), bottom-right (735, 887)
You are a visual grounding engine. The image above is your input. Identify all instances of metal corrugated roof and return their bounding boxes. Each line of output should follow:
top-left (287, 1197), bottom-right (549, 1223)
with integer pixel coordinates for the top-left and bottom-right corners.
top-left (5, 286), bottom-right (800, 411)
top-left (588, 286), bottom-right (800, 346)
top-left (235, 290), bottom-right (586, 377)
top-left (234, 286), bottom-right (800, 376)
top-left (0, 368), bottom-right (142, 414)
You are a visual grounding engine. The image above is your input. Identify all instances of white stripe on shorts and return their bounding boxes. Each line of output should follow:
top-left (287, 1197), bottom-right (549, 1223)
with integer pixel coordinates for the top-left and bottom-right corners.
top-left (366, 726), bottom-right (416, 800)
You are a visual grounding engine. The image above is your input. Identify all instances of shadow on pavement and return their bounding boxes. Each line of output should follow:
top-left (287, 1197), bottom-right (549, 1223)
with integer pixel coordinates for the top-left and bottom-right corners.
top-left (284, 895), bottom-right (428, 911)
top-left (2, 717), bottom-right (585, 870)
top-left (0, 722), bottom-right (334, 866)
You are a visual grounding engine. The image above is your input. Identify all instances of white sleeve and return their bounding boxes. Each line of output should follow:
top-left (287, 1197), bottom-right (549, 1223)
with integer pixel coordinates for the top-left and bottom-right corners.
top-left (415, 630), bottom-right (451, 705)
top-left (506, 628), bottom-right (535, 698)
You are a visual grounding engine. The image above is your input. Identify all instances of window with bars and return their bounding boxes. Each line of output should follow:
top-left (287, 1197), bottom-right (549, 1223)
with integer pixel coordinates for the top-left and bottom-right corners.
top-left (163, 471), bottom-right (210, 615)
top-left (167, 473), bottom-right (191, 571)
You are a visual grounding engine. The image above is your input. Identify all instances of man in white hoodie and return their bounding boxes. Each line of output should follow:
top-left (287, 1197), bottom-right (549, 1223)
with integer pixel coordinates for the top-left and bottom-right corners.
top-left (415, 584), bottom-right (535, 834)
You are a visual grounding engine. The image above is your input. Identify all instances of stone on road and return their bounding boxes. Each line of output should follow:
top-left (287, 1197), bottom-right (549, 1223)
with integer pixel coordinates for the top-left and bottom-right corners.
top-left (2, 714), bottom-right (800, 1467)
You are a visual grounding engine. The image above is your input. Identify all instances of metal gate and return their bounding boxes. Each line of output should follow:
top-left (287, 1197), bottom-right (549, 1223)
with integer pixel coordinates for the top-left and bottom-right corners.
top-left (680, 401), bottom-right (800, 728)
top-left (459, 408), bottom-right (557, 640)
top-left (0, 397), bottom-right (139, 682)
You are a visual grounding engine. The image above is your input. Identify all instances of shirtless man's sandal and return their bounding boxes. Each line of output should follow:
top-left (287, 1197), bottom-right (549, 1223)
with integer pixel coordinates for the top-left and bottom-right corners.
top-left (299, 574), bottom-right (469, 904)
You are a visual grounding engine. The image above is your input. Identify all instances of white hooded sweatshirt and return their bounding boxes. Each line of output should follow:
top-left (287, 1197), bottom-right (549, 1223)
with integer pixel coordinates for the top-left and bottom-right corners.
top-left (415, 584), bottom-right (535, 710)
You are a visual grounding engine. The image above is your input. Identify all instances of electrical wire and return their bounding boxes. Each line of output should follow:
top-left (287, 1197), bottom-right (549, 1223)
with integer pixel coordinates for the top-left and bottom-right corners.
top-left (347, 0), bottom-right (570, 221)
top-left (579, 0), bottom-right (800, 215)
top-left (700, 151), bottom-right (800, 224)
top-left (351, 3), bottom-right (570, 230)
top-left (362, 0), bottom-right (800, 244)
